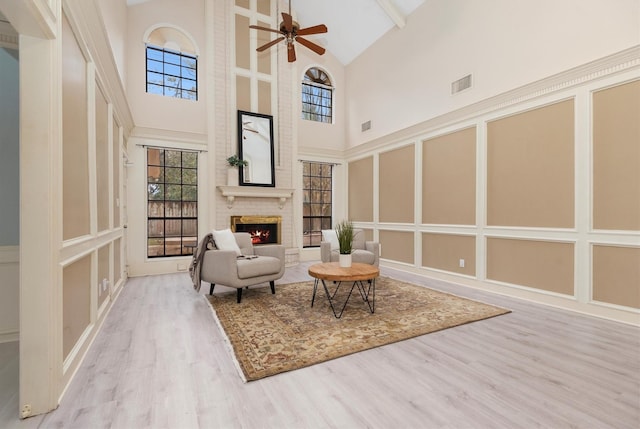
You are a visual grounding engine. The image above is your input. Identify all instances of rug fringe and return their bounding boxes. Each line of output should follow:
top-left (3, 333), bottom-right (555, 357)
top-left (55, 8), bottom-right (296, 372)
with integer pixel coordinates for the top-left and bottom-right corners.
top-left (203, 295), bottom-right (248, 383)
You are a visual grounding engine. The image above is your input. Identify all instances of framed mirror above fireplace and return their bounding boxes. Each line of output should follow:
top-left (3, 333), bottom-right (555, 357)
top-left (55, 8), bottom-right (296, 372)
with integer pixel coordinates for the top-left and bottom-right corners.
top-left (237, 110), bottom-right (275, 187)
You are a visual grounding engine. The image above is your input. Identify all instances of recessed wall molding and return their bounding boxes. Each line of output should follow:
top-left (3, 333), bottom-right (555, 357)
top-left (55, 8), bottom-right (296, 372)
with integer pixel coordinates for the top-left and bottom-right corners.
top-left (217, 186), bottom-right (294, 209)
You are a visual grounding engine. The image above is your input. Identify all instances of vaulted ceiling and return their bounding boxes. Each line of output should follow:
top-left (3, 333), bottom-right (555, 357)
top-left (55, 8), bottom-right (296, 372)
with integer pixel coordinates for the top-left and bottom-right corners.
top-left (125, 0), bottom-right (426, 65)
top-left (289, 0), bottom-right (425, 65)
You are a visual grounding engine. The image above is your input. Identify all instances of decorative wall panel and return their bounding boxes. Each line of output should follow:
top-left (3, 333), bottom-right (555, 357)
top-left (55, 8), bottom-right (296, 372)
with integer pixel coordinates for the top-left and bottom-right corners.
top-left (593, 80), bottom-right (640, 231)
top-left (379, 146), bottom-right (414, 223)
top-left (422, 127), bottom-right (476, 225)
top-left (487, 100), bottom-right (574, 228)
top-left (348, 156), bottom-right (374, 222)
top-left (422, 233), bottom-right (476, 276)
top-left (487, 238), bottom-right (574, 296)
top-left (63, 255), bottom-right (91, 359)
top-left (380, 230), bottom-right (414, 265)
top-left (62, 14), bottom-right (90, 240)
top-left (592, 245), bottom-right (640, 309)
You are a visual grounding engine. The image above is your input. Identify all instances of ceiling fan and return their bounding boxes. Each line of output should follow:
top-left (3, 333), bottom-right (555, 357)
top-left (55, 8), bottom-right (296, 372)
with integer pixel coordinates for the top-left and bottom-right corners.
top-left (249, 0), bottom-right (328, 63)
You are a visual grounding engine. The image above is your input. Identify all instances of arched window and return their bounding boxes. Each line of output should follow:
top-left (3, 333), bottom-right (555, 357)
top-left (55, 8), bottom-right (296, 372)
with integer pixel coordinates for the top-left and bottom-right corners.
top-left (301, 67), bottom-right (333, 124)
top-left (145, 26), bottom-right (198, 100)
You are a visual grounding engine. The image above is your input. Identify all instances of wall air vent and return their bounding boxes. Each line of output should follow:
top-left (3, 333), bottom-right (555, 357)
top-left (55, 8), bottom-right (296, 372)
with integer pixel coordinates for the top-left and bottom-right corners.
top-left (451, 74), bottom-right (472, 94)
top-left (361, 120), bottom-right (371, 132)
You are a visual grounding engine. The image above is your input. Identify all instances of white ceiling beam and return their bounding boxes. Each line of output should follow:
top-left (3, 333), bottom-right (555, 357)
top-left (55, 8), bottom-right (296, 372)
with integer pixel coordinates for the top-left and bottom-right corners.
top-left (375, 0), bottom-right (406, 28)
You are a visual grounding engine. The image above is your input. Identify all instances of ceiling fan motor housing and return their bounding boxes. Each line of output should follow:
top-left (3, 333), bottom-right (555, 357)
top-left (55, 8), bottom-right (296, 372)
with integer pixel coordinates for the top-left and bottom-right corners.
top-left (280, 20), bottom-right (299, 35)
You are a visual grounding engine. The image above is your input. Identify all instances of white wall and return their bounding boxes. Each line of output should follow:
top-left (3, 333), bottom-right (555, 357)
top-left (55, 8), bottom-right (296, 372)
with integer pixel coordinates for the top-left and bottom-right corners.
top-left (345, 0), bottom-right (640, 147)
top-left (296, 48), bottom-right (346, 155)
top-left (125, 0), bottom-right (207, 135)
top-left (98, 0), bottom-right (128, 87)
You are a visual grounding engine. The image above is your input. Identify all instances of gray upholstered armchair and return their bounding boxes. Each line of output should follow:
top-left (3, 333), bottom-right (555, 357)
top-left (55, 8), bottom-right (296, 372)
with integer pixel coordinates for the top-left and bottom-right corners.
top-left (320, 228), bottom-right (379, 266)
top-left (201, 232), bottom-right (285, 303)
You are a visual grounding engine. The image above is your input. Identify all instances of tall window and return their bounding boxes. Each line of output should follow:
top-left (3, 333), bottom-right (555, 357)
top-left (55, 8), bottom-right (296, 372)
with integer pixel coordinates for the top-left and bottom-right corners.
top-left (146, 45), bottom-right (198, 100)
top-left (301, 67), bottom-right (333, 124)
top-left (147, 148), bottom-right (198, 257)
top-left (302, 161), bottom-right (332, 247)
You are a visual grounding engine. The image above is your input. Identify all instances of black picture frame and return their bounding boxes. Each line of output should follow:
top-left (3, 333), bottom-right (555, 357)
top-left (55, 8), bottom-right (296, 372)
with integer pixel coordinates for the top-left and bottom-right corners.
top-left (237, 110), bottom-right (275, 187)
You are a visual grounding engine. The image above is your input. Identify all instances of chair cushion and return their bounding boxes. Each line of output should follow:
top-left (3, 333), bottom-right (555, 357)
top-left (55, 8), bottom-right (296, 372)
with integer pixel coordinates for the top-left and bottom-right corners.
top-left (212, 228), bottom-right (241, 255)
top-left (236, 256), bottom-right (281, 279)
top-left (321, 229), bottom-right (339, 251)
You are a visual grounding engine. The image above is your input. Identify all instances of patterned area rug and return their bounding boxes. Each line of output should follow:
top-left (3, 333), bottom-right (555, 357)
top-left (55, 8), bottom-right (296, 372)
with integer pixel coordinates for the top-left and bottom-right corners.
top-left (207, 277), bottom-right (510, 381)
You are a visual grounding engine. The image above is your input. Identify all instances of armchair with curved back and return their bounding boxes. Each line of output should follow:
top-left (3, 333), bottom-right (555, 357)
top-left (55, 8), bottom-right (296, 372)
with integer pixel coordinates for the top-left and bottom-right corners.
top-left (200, 231), bottom-right (285, 303)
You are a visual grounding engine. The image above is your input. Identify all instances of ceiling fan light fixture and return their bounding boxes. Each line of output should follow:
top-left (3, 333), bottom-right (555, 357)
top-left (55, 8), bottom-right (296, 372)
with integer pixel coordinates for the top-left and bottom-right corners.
top-left (249, 0), bottom-right (327, 63)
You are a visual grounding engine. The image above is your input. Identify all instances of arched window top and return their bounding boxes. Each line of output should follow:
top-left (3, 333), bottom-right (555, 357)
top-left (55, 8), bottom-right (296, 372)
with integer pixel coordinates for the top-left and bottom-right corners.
top-left (144, 24), bottom-right (198, 56)
top-left (304, 67), bottom-right (332, 87)
top-left (301, 66), bottom-right (333, 124)
top-left (144, 25), bottom-right (199, 100)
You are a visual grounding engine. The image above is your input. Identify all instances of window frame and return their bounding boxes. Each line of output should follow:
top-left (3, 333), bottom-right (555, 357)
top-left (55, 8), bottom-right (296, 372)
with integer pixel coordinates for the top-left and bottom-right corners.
top-left (301, 67), bottom-right (333, 124)
top-left (146, 148), bottom-right (198, 258)
top-left (302, 161), bottom-right (333, 248)
top-left (145, 45), bottom-right (198, 100)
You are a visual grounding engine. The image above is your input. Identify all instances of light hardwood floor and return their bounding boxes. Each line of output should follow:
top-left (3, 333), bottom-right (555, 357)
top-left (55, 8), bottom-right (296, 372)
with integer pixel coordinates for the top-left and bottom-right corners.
top-left (2, 262), bottom-right (639, 428)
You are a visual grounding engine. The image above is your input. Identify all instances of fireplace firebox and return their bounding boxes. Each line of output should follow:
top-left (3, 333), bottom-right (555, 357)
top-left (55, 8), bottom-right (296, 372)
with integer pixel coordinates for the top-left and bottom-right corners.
top-left (231, 215), bottom-right (281, 245)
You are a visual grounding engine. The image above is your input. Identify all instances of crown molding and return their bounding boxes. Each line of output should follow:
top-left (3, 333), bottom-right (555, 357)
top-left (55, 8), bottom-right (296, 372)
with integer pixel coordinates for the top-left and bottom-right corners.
top-left (0, 21), bottom-right (18, 49)
top-left (130, 126), bottom-right (208, 146)
top-left (297, 144), bottom-right (344, 161)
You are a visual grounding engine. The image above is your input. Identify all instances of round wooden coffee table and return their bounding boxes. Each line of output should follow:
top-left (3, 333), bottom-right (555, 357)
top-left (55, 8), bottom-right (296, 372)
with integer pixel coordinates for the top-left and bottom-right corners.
top-left (308, 262), bottom-right (380, 318)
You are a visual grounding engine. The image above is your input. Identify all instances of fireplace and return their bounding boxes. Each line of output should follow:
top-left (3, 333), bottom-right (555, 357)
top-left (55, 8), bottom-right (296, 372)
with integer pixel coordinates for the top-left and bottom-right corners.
top-left (231, 215), bottom-right (281, 245)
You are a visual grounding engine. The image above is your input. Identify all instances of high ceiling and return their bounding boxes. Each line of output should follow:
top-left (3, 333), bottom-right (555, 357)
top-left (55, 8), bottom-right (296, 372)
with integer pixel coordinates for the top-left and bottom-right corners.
top-left (290, 0), bottom-right (425, 65)
top-left (125, 0), bottom-right (426, 65)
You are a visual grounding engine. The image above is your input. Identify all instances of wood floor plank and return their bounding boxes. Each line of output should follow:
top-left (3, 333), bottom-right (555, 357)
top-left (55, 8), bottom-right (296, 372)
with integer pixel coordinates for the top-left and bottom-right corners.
top-left (1, 263), bottom-right (638, 428)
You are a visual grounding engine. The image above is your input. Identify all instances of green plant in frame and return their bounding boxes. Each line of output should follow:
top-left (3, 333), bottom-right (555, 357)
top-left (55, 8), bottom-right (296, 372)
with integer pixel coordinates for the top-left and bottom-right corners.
top-left (335, 220), bottom-right (354, 255)
top-left (227, 154), bottom-right (248, 168)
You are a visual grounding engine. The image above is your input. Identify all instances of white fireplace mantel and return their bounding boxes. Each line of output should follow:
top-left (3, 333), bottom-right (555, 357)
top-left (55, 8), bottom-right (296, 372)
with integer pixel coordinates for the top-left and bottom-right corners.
top-left (217, 186), bottom-right (295, 209)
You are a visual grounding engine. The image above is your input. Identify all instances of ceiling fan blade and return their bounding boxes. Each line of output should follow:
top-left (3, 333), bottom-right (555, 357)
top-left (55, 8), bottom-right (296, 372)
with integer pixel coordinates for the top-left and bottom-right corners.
top-left (287, 43), bottom-right (296, 62)
top-left (249, 25), bottom-right (282, 35)
top-left (296, 24), bottom-right (328, 36)
top-left (257, 36), bottom-right (284, 52)
top-left (282, 12), bottom-right (293, 33)
top-left (296, 36), bottom-right (326, 56)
